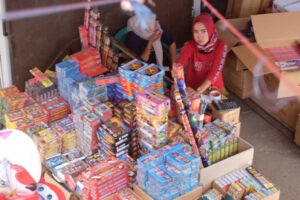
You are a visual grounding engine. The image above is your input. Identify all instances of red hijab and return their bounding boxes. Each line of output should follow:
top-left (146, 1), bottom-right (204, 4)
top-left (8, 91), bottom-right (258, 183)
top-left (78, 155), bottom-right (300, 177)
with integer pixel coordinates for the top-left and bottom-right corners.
top-left (192, 13), bottom-right (218, 53)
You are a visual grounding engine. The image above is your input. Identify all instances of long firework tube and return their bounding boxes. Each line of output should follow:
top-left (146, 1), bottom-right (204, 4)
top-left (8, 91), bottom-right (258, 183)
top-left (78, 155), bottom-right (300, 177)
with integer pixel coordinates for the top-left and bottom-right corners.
top-left (173, 86), bottom-right (200, 156)
top-left (174, 66), bottom-right (210, 166)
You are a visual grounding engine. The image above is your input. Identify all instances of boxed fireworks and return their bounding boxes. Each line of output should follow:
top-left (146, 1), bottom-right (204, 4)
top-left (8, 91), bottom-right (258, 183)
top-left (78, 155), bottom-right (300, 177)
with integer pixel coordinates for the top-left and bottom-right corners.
top-left (94, 103), bottom-right (113, 123)
top-left (136, 144), bottom-right (201, 200)
top-left (71, 48), bottom-right (108, 77)
top-left (97, 117), bottom-right (131, 157)
top-left (81, 157), bottom-right (129, 200)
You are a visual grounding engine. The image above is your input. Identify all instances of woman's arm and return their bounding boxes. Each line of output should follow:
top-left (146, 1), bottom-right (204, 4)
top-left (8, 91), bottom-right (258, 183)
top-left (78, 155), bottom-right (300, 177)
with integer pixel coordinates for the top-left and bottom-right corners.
top-left (168, 42), bottom-right (177, 66)
top-left (140, 31), bottom-right (163, 62)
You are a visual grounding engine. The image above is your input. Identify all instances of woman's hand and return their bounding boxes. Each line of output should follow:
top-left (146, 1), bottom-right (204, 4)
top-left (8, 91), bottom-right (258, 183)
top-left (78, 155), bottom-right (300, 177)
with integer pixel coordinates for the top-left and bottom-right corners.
top-left (149, 30), bottom-right (163, 44)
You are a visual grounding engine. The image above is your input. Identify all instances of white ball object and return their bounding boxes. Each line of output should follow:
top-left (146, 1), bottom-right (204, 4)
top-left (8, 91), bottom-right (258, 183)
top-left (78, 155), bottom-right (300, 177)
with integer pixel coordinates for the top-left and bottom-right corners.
top-left (0, 129), bottom-right (41, 183)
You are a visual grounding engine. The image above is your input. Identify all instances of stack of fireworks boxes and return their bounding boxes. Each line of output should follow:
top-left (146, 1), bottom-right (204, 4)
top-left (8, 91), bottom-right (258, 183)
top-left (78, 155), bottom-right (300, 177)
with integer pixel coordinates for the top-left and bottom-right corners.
top-left (137, 89), bottom-right (170, 155)
top-left (97, 117), bottom-right (131, 158)
top-left (112, 100), bottom-right (139, 159)
top-left (136, 144), bottom-right (201, 200)
top-left (81, 157), bottom-right (129, 200)
top-left (118, 59), bottom-right (165, 101)
top-left (79, 78), bottom-right (108, 106)
top-left (56, 58), bottom-right (88, 107)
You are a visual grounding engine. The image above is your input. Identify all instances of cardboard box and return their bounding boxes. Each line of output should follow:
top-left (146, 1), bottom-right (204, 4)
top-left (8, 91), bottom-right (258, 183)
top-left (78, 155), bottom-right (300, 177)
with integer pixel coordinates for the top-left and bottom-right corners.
top-left (133, 184), bottom-right (203, 200)
top-left (215, 17), bottom-right (254, 51)
top-left (208, 103), bottom-right (240, 125)
top-left (223, 55), bottom-right (253, 99)
top-left (212, 174), bottom-right (280, 200)
top-left (294, 113), bottom-right (300, 146)
top-left (272, 0), bottom-right (300, 12)
top-left (235, 121), bottom-right (241, 137)
top-left (103, 188), bottom-right (143, 200)
top-left (232, 0), bottom-right (261, 18)
top-left (200, 137), bottom-right (254, 185)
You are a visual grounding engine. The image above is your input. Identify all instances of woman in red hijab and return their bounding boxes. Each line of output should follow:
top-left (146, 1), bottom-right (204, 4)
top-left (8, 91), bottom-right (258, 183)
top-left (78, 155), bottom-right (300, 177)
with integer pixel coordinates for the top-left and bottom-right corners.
top-left (175, 13), bottom-right (228, 95)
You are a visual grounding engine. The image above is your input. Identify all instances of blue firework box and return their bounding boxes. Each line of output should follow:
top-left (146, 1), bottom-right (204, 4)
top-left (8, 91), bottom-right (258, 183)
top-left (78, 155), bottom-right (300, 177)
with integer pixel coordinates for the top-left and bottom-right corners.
top-left (55, 59), bottom-right (78, 77)
top-left (118, 59), bottom-right (148, 82)
top-left (135, 63), bottom-right (165, 85)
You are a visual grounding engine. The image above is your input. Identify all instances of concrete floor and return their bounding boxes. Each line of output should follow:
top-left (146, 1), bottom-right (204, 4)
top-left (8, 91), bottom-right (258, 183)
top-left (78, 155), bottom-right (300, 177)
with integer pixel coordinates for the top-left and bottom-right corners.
top-left (232, 95), bottom-right (300, 200)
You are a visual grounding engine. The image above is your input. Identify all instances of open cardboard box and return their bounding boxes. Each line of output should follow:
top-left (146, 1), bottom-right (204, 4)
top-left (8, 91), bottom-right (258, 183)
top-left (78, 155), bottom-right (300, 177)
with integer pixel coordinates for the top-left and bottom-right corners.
top-left (294, 113), bottom-right (300, 146)
top-left (250, 12), bottom-right (300, 98)
top-left (211, 166), bottom-right (280, 200)
top-left (200, 137), bottom-right (254, 186)
top-left (208, 102), bottom-right (240, 125)
top-left (133, 184), bottom-right (203, 200)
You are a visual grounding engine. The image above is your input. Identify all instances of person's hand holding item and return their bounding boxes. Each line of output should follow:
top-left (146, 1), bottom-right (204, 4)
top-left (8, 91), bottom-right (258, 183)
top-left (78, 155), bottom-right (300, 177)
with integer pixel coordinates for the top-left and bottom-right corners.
top-left (149, 25), bottom-right (163, 44)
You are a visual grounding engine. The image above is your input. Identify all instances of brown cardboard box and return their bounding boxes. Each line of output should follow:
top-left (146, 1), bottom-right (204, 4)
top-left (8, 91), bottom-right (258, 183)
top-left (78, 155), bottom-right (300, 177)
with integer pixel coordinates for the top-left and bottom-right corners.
top-left (44, 173), bottom-right (72, 200)
top-left (200, 137), bottom-right (254, 185)
top-left (103, 188), bottom-right (143, 200)
top-left (251, 12), bottom-right (300, 98)
top-left (232, 0), bottom-right (261, 18)
top-left (212, 173), bottom-right (280, 200)
top-left (208, 103), bottom-right (240, 125)
top-left (235, 121), bottom-right (241, 137)
top-left (133, 184), bottom-right (203, 200)
top-left (215, 17), bottom-right (254, 51)
top-left (294, 113), bottom-right (300, 146)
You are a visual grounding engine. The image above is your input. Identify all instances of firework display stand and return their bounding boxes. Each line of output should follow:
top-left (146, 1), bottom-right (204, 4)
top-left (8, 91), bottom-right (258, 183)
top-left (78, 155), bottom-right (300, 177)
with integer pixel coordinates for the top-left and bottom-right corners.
top-left (0, 7), bottom-right (282, 200)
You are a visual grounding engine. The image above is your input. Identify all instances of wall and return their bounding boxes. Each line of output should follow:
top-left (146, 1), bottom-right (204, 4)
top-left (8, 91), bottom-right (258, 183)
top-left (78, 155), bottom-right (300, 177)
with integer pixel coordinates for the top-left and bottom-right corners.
top-left (5, 0), bottom-right (194, 90)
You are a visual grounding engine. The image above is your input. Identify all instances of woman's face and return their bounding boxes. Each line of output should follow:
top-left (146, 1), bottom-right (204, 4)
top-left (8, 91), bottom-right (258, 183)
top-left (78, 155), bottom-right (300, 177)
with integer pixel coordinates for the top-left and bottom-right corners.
top-left (193, 22), bottom-right (209, 46)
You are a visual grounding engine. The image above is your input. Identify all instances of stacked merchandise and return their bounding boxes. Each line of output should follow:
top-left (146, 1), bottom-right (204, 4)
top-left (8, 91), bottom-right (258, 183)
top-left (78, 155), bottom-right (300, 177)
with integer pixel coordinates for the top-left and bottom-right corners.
top-left (96, 72), bottom-right (124, 101)
top-left (113, 188), bottom-right (140, 200)
top-left (25, 72), bottom-right (58, 102)
top-left (33, 128), bottom-right (62, 160)
top-left (24, 122), bottom-right (49, 137)
top-left (119, 154), bottom-right (137, 188)
top-left (21, 103), bottom-right (49, 125)
top-left (73, 106), bottom-right (91, 155)
top-left (79, 78), bottom-right (107, 104)
top-left (137, 90), bottom-right (170, 155)
top-left (0, 86), bottom-right (19, 123)
top-left (136, 144), bottom-right (201, 200)
top-left (52, 116), bottom-right (77, 153)
top-left (94, 102), bottom-right (113, 123)
top-left (71, 48), bottom-right (108, 77)
top-left (82, 112), bottom-right (101, 155)
top-left (56, 59), bottom-right (91, 107)
top-left (81, 157), bottom-right (129, 200)
top-left (195, 119), bottom-right (239, 165)
top-left (215, 166), bottom-right (279, 200)
top-left (118, 59), bottom-right (148, 101)
top-left (40, 95), bottom-right (71, 123)
top-left (97, 117), bottom-right (131, 158)
top-left (134, 63), bottom-right (165, 95)
top-left (200, 189), bottom-right (222, 200)
top-left (118, 59), bottom-right (165, 101)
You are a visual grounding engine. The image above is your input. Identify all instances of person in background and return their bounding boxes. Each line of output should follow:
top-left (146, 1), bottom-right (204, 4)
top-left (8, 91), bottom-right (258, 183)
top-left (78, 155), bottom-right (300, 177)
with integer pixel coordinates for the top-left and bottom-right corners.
top-left (173, 12), bottom-right (228, 95)
top-left (125, 14), bottom-right (177, 68)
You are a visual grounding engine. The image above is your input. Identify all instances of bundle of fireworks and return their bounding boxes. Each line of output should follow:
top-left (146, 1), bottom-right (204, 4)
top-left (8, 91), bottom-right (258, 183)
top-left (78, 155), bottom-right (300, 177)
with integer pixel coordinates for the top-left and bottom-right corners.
top-left (73, 106), bottom-right (91, 148)
top-left (136, 144), bottom-right (201, 200)
top-left (194, 120), bottom-right (238, 165)
top-left (97, 117), bottom-right (131, 158)
top-left (79, 25), bottom-right (89, 49)
top-left (21, 103), bottom-right (49, 125)
top-left (79, 78), bottom-right (108, 103)
top-left (94, 103), bottom-right (113, 123)
top-left (119, 154), bottom-right (137, 188)
top-left (214, 166), bottom-right (278, 200)
top-left (52, 116), bottom-right (77, 153)
top-left (25, 76), bottom-right (58, 102)
top-left (5, 116), bottom-right (34, 131)
top-left (200, 189), bottom-right (222, 200)
top-left (96, 72), bottom-right (121, 85)
top-left (29, 67), bottom-right (54, 88)
top-left (2, 92), bottom-right (30, 113)
top-left (137, 90), bottom-right (170, 154)
top-left (33, 128), bottom-right (62, 160)
top-left (167, 120), bottom-right (183, 138)
top-left (85, 151), bottom-right (107, 167)
top-left (24, 122), bottom-right (49, 137)
top-left (134, 63), bottom-right (165, 95)
top-left (118, 59), bottom-right (148, 99)
top-left (81, 157), bottom-right (129, 200)
top-left (40, 95), bottom-right (71, 122)
top-left (113, 188), bottom-right (141, 200)
top-left (0, 86), bottom-right (20, 123)
top-left (71, 48), bottom-right (108, 77)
